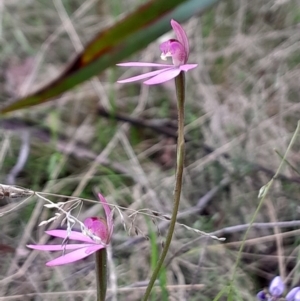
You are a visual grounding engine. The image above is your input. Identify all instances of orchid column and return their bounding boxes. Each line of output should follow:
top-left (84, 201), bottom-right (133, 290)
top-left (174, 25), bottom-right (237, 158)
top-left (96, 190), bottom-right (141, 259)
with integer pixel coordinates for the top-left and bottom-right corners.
top-left (117, 19), bottom-right (197, 300)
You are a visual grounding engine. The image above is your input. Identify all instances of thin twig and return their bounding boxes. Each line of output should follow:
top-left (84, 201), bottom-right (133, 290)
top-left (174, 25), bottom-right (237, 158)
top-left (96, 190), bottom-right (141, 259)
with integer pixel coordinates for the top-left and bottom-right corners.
top-left (265, 198), bottom-right (285, 280)
top-left (116, 177), bottom-right (230, 251)
top-left (6, 131), bottom-right (30, 185)
top-left (2, 116), bottom-right (300, 185)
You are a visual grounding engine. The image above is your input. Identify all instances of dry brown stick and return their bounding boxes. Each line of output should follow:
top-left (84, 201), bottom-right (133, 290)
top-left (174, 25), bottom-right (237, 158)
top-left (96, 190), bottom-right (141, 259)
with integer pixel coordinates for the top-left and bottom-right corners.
top-left (115, 176), bottom-right (231, 252)
top-left (2, 116), bottom-right (300, 185)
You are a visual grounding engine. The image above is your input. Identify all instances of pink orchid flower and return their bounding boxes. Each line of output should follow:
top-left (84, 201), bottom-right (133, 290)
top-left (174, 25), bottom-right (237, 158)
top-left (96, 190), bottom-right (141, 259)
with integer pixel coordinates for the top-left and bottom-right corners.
top-left (27, 193), bottom-right (113, 266)
top-left (117, 19), bottom-right (197, 85)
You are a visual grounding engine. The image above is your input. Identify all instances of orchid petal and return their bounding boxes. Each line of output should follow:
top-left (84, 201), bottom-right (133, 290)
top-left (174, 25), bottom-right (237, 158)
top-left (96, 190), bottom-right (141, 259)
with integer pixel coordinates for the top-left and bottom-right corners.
top-left (296, 290), bottom-right (300, 301)
top-left (46, 245), bottom-right (104, 266)
top-left (97, 193), bottom-right (114, 240)
top-left (118, 68), bottom-right (172, 83)
top-left (179, 64), bottom-right (198, 72)
top-left (286, 287), bottom-right (300, 301)
top-left (46, 230), bottom-right (94, 243)
top-left (84, 217), bottom-right (108, 242)
top-left (144, 68), bottom-right (181, 85)
top-left (269, 276), bottom-right (284, 297)
top-left (85, 244), bottom-right (105, 254)
top-left (160, 40), bottom-right (186, 66)
top-left (27, 243), bottom-right (92, 251)
top-left (256, 291), bottom-right (267, 301)
top-left (117, 20), bottom-right (197, 86)
top-left (117, 62), bottom-right (172, 68)
top-left (98, 193), bottom-right (111, 222)
top-left (171, 19), bottom-right (189, 58)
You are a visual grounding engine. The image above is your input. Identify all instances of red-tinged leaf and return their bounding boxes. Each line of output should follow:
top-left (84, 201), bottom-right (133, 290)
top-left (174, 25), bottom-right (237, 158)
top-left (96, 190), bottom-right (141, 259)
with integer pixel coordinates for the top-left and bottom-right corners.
top-left (0, 244), bottom-right (14, 254)
top-left (0, 0), bottom-right (221, 114)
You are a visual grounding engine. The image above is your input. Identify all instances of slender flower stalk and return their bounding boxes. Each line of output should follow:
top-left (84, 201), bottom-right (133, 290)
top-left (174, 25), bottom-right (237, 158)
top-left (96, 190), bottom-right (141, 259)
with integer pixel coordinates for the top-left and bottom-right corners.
top-left (117, 19), bottom-right (196, 300)
top-left (96, 248), bottom-right (107, 301)
top-left (142, 71), bottom-right (186, 300)
top-left (27, 193), bottom-right (113, 301)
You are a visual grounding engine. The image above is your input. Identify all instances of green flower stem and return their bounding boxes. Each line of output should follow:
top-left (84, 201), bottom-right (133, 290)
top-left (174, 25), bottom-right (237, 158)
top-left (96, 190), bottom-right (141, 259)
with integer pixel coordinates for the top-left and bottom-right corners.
top-left (142, 72), bottom-right (186, 301)
top-left (228, 120), bottom-right (300, 299)
top-left (95, 248), bottom-right (107, 301)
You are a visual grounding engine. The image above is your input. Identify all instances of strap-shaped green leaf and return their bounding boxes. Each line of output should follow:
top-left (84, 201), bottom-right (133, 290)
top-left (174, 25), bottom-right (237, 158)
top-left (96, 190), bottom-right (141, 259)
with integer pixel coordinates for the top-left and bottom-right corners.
top-left (0, 0), bottom-right (220, 114)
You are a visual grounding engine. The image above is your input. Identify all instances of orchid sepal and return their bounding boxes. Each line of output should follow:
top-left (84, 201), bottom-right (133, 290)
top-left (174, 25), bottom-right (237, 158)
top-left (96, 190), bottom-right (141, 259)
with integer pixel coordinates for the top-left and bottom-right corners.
top-left (27, 193), bottom-right (113, 267)
top-left (117, 19), bottom-right (197, 85)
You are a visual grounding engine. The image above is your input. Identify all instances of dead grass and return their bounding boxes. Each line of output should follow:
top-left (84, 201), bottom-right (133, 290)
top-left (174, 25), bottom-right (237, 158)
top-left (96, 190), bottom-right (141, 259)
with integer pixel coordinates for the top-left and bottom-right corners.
top-left (1, 0), bottom-right (300, 300)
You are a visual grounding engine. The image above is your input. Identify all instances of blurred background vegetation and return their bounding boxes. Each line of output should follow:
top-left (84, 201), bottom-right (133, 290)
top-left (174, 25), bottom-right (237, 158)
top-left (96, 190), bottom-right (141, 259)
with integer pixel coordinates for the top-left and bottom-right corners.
top-left (1, 0), bottom-right (300, 300)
